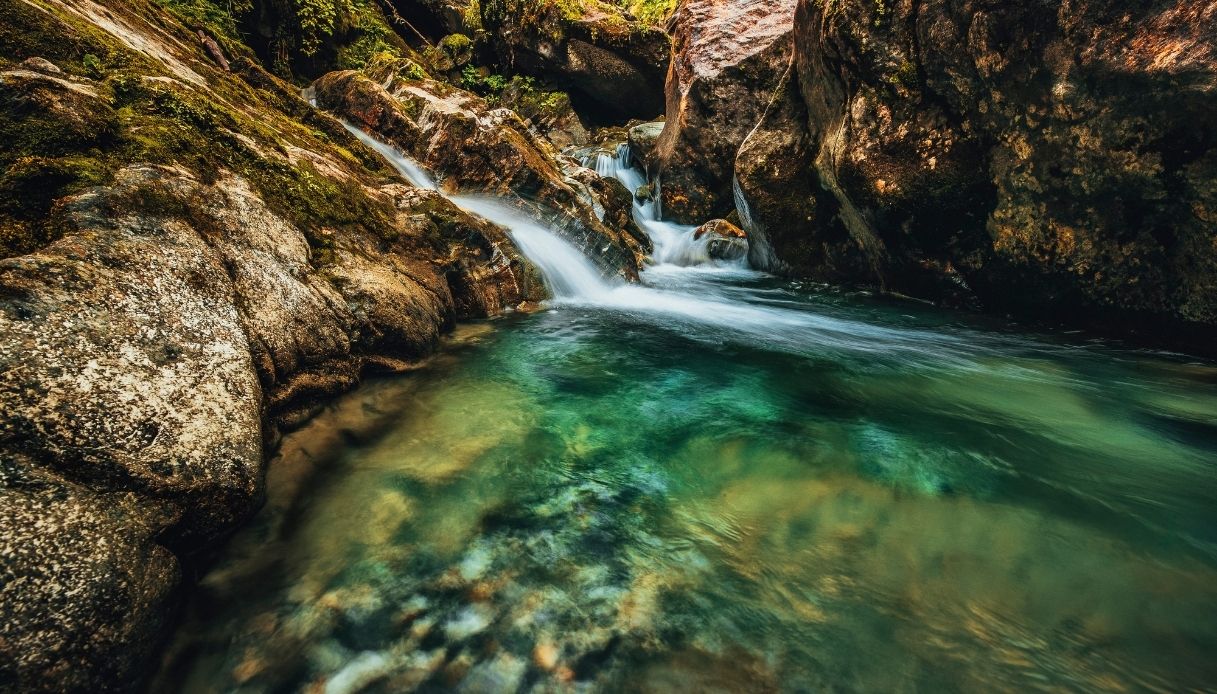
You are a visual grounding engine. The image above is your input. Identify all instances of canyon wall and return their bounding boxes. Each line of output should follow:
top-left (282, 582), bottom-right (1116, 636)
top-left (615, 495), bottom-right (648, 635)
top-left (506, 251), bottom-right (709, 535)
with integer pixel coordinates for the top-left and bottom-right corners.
top-left (658, 0), bottom-right (1217, 344)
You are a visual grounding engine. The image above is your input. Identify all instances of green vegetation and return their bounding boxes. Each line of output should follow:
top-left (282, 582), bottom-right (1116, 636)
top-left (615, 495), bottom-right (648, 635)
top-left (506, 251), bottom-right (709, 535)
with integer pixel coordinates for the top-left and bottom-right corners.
top-left (0, 0), bottom-right (413, 259)
top-left (151, 0), bottom-right (250, 42)
top-left (619, 0), bottom-right (677, 25)
top-left (439, 33), bottom-right (473, 66)
top-left (460, 65), bottom-right (507, 95)
top-left (336, 1), bottom-right (405, 70)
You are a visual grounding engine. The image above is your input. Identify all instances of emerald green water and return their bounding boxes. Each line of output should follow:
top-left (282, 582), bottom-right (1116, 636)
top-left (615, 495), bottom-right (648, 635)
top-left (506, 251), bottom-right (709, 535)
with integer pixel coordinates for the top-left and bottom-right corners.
top-left (161, 271), bottom-right (1217, 693)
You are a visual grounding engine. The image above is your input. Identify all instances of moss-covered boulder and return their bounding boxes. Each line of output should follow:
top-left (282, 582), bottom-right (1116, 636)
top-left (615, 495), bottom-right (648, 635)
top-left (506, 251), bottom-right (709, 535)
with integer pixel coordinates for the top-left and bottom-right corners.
top-left (476, 0), bottom-right (671, 122)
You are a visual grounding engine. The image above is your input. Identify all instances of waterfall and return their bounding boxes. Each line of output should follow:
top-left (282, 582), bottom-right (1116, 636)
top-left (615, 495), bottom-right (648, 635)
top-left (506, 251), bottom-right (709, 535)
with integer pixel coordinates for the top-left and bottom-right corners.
top-left (342, 124), bottom-right (613, 300)
top-left (344, 123), bottom-right (978, 364)
top-left (452, 196), bottom-right (614, 301)
top-left (590, 146), bottom-right (734, 269)
top-left (340, 122), bottom-right (438, 191)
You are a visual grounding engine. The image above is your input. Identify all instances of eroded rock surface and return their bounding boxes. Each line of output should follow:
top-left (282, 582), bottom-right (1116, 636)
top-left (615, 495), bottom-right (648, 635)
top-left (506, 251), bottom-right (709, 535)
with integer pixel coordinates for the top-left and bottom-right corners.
top-left (478, 0), bottom-right (672, 122)
top-left (790, 0), bottom-right (1217, 337)
top-left (661, 0), bottom-right (1216, 343)
top-left (653, 0), bottom-right (799, 223)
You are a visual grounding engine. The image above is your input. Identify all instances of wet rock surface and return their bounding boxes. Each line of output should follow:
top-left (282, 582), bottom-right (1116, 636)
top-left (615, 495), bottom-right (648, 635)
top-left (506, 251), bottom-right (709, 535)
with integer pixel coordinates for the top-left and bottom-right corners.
top-left (657, 0), bottom-right (1217, 344)
top-left (693, 218), bottom-right (749, 261)
top-left (654, 0), bottom-right (799, 223)
top-left (627, 120), bottom-right (664, 170)
top-left (799, 0), bottom-right (1217, 338)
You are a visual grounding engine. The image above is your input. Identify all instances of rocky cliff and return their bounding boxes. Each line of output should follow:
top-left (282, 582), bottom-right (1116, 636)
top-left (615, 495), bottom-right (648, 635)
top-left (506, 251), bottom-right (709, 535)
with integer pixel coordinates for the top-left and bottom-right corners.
top-left (0, 0), bottom-right (638, 690)
top-left (657, 0), bottom-right (1217, 346)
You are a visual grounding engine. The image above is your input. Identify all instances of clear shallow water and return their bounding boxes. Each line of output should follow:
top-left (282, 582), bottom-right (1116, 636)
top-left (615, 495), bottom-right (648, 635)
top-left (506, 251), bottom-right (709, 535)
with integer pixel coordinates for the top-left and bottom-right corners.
top-left (159, 269), bottom-right (1217, 693)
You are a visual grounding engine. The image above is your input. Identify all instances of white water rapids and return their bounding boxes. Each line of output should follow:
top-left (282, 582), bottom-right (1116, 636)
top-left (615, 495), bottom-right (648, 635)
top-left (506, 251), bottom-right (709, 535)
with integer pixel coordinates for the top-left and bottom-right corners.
top-left (346, 127), bottom-right (1003, 366)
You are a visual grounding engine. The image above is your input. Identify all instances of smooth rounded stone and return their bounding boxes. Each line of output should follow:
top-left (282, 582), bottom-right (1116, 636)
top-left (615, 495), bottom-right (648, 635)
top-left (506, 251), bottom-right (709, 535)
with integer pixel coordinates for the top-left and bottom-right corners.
top-left (323, 651), bottom-right (393, 694)
top-left (694, 219), bottom-right (750, 261)
top-left (532, 638), bottom-right (561, 670)
top-left (20, 56), bottom-right (62, 73)
top-left (457, 543), bottom-right (496, 582)
top-left (458, 653), bottom-right (526, 693)
top-left (443, 604), bottom-right (496, 641)
top-left (308, 639), bottom-right (354, 676)
top-left (386, 649), bottom-right (446, 690)
top-left (628, 121), bottom-right (665, 167)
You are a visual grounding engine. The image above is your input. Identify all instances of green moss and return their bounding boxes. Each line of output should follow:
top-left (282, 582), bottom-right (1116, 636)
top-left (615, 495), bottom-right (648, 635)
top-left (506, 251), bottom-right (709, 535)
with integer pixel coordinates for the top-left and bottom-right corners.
top-left (438, 34), bottom-right (474, 69)
top-left (335, 0), bottom-right (404, 70)
top-left (889, 59), bottom-right (917, 89)
top-left (151, 0), bottom-right (248, 42)
top-left (619, 0), bottom-right (675, 25)
top-left (492, 76), bottom-right (573, 125)
top-left (462, 0), bottom-right (484, 31)
top-left (0, 0), bottom-right (421, 261)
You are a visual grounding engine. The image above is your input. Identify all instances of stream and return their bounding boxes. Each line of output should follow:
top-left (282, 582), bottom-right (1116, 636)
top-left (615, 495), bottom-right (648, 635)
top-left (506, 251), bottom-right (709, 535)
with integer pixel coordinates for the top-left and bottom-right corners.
top-left (156, 139), bottom-right (1217, 693)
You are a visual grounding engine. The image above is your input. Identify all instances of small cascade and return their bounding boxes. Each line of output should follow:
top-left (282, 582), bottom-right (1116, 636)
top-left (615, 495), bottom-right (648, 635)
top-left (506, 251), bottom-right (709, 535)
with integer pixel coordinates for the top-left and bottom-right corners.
top-left (591, 146), bottom-right (738, 268)
top-left (342, 124), bottom-right (614, 301)
top-left (452, 196), bottom-right (614, 301)
top-left (340, 122), bottom-right (438, 190)
top-left (345, 123), bottom-right (972, 364)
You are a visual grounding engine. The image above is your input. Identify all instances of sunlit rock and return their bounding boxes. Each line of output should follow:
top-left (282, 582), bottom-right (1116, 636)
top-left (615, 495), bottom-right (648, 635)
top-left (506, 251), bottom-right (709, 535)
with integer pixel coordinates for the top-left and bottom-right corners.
top-left (693, 219), bottom-right (749, 261)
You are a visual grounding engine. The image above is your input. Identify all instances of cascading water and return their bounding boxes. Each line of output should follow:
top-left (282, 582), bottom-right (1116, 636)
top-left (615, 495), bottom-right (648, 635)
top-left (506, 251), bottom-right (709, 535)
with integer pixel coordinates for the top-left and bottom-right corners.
top-left (451, 196), bottom-right (614, 301)
top-left (591, 145), bottom-right (724, 267)
top-left (340, 122), bottom-right (438, 191)
top-left (344, 125), bottom-right (994, 366)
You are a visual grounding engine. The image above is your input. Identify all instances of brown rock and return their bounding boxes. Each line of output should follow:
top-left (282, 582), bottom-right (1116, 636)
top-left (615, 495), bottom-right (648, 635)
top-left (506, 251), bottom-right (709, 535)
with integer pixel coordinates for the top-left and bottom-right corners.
top-left (693, 219), bottom-right (749, 261)
top-left (627, 120), bottom-right (664, 171)
top-left (654, 0), bottom-right (799, 223)
top-left (477, 0), bottom-right (671, 121)
top-left (790, 0), bottom-right (1217, 342)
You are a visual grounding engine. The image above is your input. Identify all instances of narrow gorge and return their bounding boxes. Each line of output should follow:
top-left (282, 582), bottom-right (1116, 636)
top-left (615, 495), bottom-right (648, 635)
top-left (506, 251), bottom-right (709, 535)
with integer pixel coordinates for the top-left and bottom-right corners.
top-left (1, 0), bottom-right (1215, 692)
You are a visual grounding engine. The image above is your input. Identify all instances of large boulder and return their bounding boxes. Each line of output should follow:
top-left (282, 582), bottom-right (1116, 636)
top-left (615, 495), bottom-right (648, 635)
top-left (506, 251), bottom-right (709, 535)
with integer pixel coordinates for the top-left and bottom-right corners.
top-left (792, 0), bottom-right (1217, 341)
top-left (653, 0), bottom-right (799, 223)
top-left (0, 160), bottom-right (544, 691)
top-left (312, 69), bottom-right (648, 278)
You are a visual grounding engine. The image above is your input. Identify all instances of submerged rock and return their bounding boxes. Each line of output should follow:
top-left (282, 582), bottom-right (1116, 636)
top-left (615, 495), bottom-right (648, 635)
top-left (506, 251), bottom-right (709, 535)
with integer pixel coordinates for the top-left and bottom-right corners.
top-left (694, 219), bottom-right (749, 261)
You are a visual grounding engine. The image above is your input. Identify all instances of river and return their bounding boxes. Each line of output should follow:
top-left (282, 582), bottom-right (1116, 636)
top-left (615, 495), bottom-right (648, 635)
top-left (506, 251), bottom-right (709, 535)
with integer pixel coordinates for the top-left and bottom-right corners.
top-left (155, 139), bottom-right (1217, 693)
